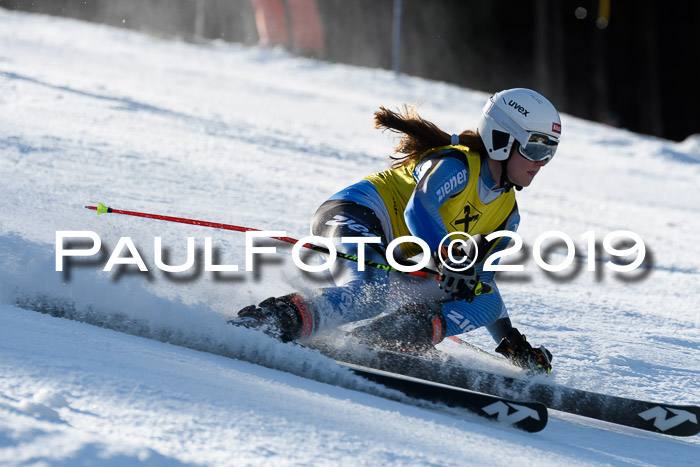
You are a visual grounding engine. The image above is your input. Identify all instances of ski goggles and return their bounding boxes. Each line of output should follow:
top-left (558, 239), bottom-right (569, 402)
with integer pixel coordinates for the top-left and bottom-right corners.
top-left (517, 133), bottom-right (558, 162)
top-left (485, 102), bottom-right (559, 162)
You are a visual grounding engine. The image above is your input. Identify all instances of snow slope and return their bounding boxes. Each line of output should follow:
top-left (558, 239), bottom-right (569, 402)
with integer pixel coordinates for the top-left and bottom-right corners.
top-left (0, 9), bottom-right (698, 466)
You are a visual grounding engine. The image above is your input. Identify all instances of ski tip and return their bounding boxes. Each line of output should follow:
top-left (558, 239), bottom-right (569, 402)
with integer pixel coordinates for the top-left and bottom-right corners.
top-left (96, 203), bottom-right (110, 215)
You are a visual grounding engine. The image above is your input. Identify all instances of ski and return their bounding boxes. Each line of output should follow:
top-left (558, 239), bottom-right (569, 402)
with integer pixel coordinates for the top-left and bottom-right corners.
top-left (23, 303), bottom-right (699, 436)
top-left (338, 360), bottom-right (548, 432)
top-left (445, 335), bottom-right (507, 363)
top-left (311, 339), bottom-right (700, 437)
top-left (24, 304), bottom-right (545, 432)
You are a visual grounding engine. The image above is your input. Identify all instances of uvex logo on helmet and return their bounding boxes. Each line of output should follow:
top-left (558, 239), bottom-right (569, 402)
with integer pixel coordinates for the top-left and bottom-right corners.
top-left (552, 122), bottom-right (561, 134)
top-left (507, 100), bottom-right (529, 116)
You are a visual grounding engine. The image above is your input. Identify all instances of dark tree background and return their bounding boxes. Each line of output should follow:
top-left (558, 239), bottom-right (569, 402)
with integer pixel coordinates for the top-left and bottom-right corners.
top-left (318, 0), bottom-right (700, 142)
top-left (2, 0), bottom-right (698, 141)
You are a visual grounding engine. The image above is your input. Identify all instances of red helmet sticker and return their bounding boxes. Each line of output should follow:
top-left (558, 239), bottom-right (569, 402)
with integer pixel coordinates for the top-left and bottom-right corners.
top-left (552, 122), bottom-right (561, 134)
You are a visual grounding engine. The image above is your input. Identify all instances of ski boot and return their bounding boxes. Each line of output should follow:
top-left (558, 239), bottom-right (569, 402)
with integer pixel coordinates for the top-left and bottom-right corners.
top-left (351, 301), bottom-right (446, 354)
top-left (495, 327), bottom-right (553, 374)
top-left (230, 293), bottom-right (318, 343)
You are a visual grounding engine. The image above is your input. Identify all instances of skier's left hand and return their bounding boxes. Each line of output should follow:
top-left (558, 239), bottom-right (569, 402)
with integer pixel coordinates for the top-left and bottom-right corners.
top-left (528, 346), bottom-right (553, 374)
top-left (436, 246), bottom-right (479, 302)
top-left (495, 327), bottom-right (553, 374)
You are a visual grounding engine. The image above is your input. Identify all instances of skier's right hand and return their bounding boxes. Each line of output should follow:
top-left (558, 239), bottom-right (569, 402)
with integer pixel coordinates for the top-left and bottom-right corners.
top-left (436, 245), bottom-right (480, 303)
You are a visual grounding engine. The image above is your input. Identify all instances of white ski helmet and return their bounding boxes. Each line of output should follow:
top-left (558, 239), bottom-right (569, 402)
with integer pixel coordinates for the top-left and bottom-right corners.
top-left (478, 88), bottom-right (561, 162)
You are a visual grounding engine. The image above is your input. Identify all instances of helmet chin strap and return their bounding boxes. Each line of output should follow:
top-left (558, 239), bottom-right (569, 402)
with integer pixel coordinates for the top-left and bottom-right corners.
top-left (499, 158), bottom-right (523, 193)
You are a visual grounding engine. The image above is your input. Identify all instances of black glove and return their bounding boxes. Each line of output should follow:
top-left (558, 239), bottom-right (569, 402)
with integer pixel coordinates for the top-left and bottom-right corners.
top-left (436, 246), bottom-right (480, 303)
top-left (495, 327), bottom-right (553, 374)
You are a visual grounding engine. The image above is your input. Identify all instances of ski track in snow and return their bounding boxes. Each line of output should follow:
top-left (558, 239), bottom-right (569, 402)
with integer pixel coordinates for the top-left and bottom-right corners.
top-left (0, 9), bottom-right (699, 466)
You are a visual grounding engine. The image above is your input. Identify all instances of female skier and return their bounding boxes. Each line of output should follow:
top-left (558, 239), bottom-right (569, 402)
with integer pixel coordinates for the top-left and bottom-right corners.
top-left (235, 88), bottom-right (560, 373)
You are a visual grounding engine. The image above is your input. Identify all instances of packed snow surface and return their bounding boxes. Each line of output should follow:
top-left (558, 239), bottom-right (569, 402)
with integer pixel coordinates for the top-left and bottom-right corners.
top-left (0, 9), bottom-right (698, 466)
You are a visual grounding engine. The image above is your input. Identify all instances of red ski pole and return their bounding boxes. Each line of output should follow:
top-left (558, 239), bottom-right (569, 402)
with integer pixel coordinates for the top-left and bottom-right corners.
top-left (85, 203), bottom-right (438, 279)
top-left (85, 203), bottom-right (493, 295)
